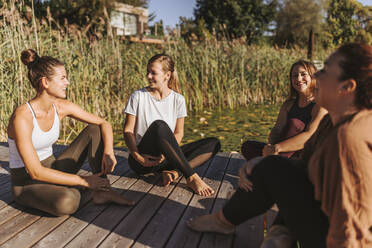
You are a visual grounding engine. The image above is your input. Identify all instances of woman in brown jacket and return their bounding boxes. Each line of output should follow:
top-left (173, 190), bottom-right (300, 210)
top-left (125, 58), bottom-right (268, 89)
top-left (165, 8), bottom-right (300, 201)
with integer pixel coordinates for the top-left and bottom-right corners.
top-left (188, 43), bottom-right (372, 248)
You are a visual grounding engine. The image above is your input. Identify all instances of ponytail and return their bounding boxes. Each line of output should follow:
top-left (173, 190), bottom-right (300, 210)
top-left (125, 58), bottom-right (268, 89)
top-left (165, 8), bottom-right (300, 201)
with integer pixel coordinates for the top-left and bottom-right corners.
top-left (147, 53), bottom-right (181, 93)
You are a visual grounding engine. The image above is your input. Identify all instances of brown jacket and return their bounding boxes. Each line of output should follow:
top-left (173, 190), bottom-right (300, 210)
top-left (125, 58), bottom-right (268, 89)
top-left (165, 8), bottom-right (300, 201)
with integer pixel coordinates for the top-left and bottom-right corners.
top-left (305, 110), bottom-right (372, 248)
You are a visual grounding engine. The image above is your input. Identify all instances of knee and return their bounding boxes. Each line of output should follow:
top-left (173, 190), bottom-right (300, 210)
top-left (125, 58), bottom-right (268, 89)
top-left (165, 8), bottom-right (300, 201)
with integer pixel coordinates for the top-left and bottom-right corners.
top-left (208, 137), bottom-right (221, 154)
top-left (241, 141), bottom-right (249, 155)
top-left (85, 124), bottom-right (101, 139)
top-left (148, 120), bottom-right (171, 137)
top-left (53, 189), bottom-right (81, 216)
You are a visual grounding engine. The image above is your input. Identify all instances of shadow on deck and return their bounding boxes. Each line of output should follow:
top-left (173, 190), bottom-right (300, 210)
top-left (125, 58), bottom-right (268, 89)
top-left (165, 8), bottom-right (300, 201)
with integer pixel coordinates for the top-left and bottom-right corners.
top-left (0, 142), bottom-right (277, 248)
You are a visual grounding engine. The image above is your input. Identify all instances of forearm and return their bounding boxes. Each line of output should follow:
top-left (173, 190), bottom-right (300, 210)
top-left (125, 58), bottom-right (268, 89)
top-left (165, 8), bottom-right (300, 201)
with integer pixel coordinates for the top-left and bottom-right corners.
top-left (174, 132), bottom-right (183, 145)
top-left (124, 131), bottom-right (141, 159)
top-left (100, 121), bottom-right (114, 153)
top-left (275, 131), bottom-right (312, 152)
top-left (31, 166), bottom-right (87, 187)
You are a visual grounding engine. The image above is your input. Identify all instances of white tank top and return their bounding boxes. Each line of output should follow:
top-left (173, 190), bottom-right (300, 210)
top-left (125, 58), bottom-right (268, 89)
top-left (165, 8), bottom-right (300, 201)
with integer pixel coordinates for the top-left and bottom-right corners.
top-left (8, 102), bottom-right (60, 169)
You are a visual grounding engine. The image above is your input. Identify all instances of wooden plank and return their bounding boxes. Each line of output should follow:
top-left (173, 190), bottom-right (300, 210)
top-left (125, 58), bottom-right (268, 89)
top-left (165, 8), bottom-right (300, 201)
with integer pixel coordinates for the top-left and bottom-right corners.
top-left (33, 170), bottom-right (137, 248)
top-left (0, 143), bottom-right (9, 164)
top-left (0, 211), bottom-right (41, 246)
top-left (99, 176), bottom-right (183, 247)
top-left (103, 155), bottom-right (219, 248)
top-left (234, 215), bottom-right (265, 248)
top-left (0, 204), bottom-right (24, 226)
top-left (132, 154), bottom-right (230, 248)
top-left (198, 152), bottom-right (244, 248)
top-left (0, 192), bottom-right (13, 210)
top-left (0, 158), bottom-right (129, 248)
top-left (233, 153), bottom-right (265, 248)
top-left (0, 214), bottom-right (67, 248)
top-left (0, 182), bottom-right (10, 196)
top-left (163, 153), bottom-right (231, 248)
top-left (64, 173), bottom-right (161, 248)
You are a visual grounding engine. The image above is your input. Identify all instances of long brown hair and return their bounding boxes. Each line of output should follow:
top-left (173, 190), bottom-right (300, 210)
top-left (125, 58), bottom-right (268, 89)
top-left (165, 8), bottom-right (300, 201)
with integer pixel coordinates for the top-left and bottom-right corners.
top-left (147, 54), bottom-right (181, 93)
top-left (288, 60), bottom-right (317, 100)
top-left (21, 49), bottom-right (64, 92)
top-left (336, 43), bottom-right (372, 109)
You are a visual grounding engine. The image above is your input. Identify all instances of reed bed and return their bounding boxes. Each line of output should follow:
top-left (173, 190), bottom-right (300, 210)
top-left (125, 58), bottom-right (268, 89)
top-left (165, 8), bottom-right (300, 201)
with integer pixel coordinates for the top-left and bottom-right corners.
top-left (0, 1), bottom-right (329, 143)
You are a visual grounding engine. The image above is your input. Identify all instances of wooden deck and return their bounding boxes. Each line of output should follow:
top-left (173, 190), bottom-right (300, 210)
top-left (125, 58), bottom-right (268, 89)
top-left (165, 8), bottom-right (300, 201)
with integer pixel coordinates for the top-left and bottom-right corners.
top-left (0, 142), bottom-right (277, 248)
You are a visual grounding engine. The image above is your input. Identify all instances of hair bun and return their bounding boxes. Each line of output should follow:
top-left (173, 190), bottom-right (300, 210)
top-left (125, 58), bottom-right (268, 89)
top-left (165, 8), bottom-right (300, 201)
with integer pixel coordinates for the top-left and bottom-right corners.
top-left (21, 49), bottom-right (39, 67)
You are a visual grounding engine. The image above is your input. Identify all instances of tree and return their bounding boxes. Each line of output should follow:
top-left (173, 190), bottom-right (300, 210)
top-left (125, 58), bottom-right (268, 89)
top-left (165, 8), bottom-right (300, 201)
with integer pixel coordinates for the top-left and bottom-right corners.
top-left (324, 0), bottom-right (365, 47)
top-left (179, 17), bottom-right (212, 42)
top-left (194, 0), bottom-right (277, 43)
top-left (149, 20), bottom-right (164, 36)
top-left (353, 5), bottom-right (372, 45)
top-left (274, 0), bottom-right (324, 47)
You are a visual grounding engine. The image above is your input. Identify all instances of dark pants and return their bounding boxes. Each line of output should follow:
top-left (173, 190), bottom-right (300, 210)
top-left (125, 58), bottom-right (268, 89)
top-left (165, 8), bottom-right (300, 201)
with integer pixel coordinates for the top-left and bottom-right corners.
top-left (11, 124), bottom-right (104, 216)
top-left (128, 120), bottom-right (221, 178)
top-left (241, 118), bottom-right (307, 161)
top-left (222, 155), bottom-right (329, 248)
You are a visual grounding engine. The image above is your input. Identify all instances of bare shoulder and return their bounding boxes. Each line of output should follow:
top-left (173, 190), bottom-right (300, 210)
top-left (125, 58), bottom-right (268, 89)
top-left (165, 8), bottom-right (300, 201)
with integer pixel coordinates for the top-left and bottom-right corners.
top-left (8, 104), bottom-right (33, 138)
top-left (54, 99), bottom-right (75, 117)
top-left (12, 104), bottom-right (33, 122)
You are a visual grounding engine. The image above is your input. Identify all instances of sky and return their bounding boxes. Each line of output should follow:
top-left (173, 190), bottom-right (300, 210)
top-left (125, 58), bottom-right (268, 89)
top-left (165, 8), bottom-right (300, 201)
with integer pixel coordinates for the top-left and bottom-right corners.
top-left (148, 0), bottom-right (372, 29)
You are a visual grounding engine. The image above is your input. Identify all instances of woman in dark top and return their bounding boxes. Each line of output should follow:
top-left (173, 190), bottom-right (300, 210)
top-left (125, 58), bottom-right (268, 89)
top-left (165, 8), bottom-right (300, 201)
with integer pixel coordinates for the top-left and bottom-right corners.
top-left (241, 60), bottom-right (327, 160)
top-left (188, 43), bottom-right (372, 248)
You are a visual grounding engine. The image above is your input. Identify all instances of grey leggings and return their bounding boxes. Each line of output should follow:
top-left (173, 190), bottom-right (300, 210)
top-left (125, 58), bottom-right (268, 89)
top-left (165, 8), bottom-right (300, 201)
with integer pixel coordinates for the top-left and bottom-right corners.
top-left (10, 124), bottom-right (104, 216)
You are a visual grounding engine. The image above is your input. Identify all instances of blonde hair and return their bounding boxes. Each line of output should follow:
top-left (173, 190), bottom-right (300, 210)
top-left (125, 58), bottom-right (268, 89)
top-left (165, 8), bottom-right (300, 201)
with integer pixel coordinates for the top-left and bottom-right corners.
top-left (288, 60), bottom-right (317, 100)
top-left (148, 54), bottom-right (181, 93)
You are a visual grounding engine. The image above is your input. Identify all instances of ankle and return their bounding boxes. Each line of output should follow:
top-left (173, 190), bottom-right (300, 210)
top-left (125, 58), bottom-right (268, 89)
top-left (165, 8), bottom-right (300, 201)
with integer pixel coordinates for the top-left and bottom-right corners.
top-left (186, 173), bottom-right (198, 182)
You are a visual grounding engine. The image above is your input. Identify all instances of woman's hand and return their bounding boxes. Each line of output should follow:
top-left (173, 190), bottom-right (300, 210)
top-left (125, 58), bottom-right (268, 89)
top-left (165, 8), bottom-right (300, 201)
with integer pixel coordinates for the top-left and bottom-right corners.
top-left (238, 157), bottom-right (264, 192)
top-left (81, 174), bottom-right (111, 191)
top-left (262, 144), bottom-right (280, 157)
top-left (135, 154), bottom-right (162, 167)
top-left (101, 152), bottom-right (117, 175)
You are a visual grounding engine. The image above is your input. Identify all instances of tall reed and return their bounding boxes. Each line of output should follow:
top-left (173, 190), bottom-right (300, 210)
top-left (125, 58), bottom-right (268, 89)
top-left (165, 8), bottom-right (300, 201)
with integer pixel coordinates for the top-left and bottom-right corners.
top-left (0, 1), bottom-right (329, 143)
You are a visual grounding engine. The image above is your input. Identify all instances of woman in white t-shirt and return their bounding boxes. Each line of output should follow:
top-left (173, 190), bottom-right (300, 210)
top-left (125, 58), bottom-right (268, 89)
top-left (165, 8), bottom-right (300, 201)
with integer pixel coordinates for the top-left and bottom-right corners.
top-left (123, 54), bottom-right (221, 196)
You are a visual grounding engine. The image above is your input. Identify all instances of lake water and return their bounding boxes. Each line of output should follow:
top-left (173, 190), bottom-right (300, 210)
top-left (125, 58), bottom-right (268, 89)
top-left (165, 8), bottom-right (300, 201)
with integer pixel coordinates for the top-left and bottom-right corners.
top-left (114, 104), bottom-right (280, 152)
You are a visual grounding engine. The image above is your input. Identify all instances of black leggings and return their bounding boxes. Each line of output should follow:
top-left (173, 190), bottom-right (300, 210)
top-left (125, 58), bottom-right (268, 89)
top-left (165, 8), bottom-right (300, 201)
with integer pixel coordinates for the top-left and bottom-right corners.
top-left (222, 155), bottom-right (329, 248)
top-left (128, 120), bottom-right (221, 178)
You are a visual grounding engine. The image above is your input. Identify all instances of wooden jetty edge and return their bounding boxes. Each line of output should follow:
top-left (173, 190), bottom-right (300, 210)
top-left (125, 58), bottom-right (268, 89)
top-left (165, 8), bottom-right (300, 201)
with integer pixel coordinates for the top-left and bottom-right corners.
top-left (0, 142), bottom-right (278, 248)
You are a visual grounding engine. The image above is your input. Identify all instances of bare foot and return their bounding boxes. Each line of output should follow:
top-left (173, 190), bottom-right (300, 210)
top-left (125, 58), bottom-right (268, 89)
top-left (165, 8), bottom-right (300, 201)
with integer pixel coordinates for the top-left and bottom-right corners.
top-left (186, 173), bottom-right (214, 196)
top-left (162, 170), bottom-right (179, 186)
top-left (93, 189), bottom-right (135, 206)
top-left (187, 212), bottom-right (235, 234)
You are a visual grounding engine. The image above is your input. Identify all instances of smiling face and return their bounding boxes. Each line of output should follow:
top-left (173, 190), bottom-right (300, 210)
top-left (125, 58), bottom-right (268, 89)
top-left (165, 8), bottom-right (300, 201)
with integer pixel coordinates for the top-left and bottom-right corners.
top-left (146, 61), bottom-right (171, 91)
top-left (291, 65), bottom-right (312, 94)
top-left (45, 65), bottom-right (69, 99)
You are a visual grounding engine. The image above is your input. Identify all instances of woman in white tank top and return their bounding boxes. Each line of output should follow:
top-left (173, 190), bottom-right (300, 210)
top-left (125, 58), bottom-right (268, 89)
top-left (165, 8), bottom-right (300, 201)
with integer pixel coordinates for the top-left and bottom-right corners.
top-left (7, 49), bottom-right (133, 216)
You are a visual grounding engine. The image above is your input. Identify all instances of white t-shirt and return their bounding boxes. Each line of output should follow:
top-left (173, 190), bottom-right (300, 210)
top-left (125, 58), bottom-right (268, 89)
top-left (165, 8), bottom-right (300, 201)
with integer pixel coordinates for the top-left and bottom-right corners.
top-left (124, 88), bottom-right (187, 144)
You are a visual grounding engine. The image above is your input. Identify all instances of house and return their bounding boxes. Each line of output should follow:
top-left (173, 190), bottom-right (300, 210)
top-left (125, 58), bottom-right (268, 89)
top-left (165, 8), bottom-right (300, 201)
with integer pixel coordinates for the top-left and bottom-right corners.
top-left (110, 2), bottom-right (148, 36)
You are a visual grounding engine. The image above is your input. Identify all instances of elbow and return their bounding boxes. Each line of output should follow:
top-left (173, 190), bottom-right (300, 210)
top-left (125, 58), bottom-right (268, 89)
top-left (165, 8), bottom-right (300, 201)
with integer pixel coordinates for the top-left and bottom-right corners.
top-left (27, 169), bottom-right (41, 181)
top-left (102, 120), bottom-right (112, 128)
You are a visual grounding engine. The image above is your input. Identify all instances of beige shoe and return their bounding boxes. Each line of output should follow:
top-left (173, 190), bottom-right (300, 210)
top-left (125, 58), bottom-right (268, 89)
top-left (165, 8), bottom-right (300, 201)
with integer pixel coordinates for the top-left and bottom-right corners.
top-left (260, 225), bottom-right (296, 248)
